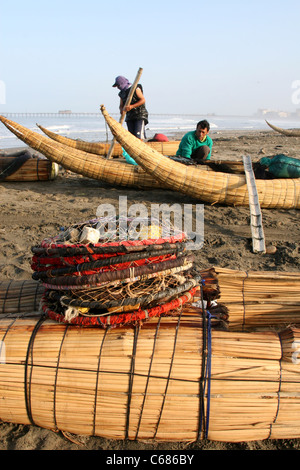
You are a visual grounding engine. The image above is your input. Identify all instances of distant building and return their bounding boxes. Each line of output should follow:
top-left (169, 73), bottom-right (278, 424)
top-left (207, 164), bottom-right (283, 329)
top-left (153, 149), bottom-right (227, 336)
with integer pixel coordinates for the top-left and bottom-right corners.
top-left (58, 110), bottom-right (72, 114)
top-left (256, 108), bottom-right (299, 120)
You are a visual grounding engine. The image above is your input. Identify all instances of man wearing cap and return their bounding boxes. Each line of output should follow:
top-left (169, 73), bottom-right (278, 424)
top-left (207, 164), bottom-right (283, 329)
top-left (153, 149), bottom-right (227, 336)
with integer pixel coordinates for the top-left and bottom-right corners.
top-left (112, 76), bottom-right (149, 140)
top-left (176, 120), bottom-right (213, 162)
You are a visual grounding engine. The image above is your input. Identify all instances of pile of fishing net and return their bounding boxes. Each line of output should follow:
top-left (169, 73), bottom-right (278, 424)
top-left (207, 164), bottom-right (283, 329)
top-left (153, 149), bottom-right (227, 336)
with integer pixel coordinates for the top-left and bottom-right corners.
top-left (31, 216), bottom-right (225, 328)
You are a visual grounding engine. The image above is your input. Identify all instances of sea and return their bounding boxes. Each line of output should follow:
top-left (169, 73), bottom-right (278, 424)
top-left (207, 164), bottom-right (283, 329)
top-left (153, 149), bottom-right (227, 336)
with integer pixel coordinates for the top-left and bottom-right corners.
top-left (0, 112), bottom-right (299, 150)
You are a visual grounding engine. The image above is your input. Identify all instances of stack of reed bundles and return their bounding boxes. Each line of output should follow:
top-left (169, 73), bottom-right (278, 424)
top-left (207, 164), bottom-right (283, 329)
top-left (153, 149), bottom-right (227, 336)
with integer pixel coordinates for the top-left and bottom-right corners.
top-left (0, 311), bottom-right (299, 442)
top-left (215, 267), bottom-right (300, 331)
top-left (1, 267), bottom-right (300, 333)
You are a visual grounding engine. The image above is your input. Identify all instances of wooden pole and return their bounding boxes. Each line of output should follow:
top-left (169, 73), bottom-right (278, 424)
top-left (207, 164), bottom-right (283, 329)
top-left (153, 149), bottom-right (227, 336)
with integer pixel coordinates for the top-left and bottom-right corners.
top-left (106, 67), bottom-right (143, 159)
top-left (243, 155), bottom-right (266, 254)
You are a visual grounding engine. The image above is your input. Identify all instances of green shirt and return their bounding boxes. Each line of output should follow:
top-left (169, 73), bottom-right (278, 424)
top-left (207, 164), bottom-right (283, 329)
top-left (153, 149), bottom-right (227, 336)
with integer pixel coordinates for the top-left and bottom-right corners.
top-left (176, 131), bottom-right (213, 160)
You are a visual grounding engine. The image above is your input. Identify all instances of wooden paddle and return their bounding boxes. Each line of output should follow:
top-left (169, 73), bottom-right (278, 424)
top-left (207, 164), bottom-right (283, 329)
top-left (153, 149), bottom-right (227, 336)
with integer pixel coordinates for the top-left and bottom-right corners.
top-left (106, 67), bottom-right (143, 159)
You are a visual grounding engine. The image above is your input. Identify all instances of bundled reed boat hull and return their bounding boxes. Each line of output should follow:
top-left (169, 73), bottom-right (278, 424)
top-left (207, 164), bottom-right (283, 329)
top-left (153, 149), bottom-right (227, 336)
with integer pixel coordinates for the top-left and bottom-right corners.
top-left (0, 313), bottom-right (299, 442)
top-left (37, 124), bottom-right (181, 156)
top-left (266, 120), bottom-right (300, 137)
top-left (0, 151), bottom-right (58, 181)
top-left (38, 124), bottom-right (254, 175)
top-left (0, 116), bottom-right (161, 190)
top-left (100, 106), bottom-right (300, 209)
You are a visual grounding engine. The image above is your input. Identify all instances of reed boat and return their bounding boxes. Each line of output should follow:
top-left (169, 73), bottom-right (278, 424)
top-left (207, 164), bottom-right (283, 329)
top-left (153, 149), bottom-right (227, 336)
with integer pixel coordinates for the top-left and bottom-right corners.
top-left (266, 120), bottom-right (300, 137)
top-left (0, 149), bottom-right (58, 181)
top-left (0, 115), bottom-right (254, 189)
top-left (37, 124), bottom-right (252, 174)
top-left (100, 106), bottom-right (300, 209)
top-left (0, 115), bottom-right (161, 190)
top-left (0, 267), bottom-right (300, 442)
top-left (37, 123), bottom-right (181, 156)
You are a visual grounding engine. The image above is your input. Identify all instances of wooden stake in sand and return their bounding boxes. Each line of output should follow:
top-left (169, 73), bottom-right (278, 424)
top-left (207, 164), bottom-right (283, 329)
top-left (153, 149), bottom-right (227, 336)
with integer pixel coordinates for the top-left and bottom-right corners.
top-left (106, 67), bottom-right (143, 159)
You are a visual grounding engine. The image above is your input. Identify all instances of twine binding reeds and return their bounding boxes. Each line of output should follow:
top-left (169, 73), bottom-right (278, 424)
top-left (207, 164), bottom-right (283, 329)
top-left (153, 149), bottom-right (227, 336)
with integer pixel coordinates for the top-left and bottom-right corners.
top-left (0, 280), bottom-right (45, 314)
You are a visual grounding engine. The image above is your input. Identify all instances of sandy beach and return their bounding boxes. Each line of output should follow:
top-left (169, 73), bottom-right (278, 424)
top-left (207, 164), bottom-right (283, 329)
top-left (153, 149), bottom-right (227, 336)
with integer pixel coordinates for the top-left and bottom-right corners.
top-left (0, 128), bottom-right (299, 450)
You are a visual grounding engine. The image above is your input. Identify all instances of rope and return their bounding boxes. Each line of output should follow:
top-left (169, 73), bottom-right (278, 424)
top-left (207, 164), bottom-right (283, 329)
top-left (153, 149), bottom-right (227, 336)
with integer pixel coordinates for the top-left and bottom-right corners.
top-left (36, 231), bottom-right (187, 253)
top-left (204, 310), bottom-right (213, 439)
top-left (153, 309), bottom-right (183, 439)
top-left (32, 240), bottom-right (187, 257)
top-left (135, 317), bottom-right (162, 439)
top-left (32, 252), bottom-right (179, 279)
top-left (198, 281), bottom-right (207, 439)
top-left (268, 332), bottom-right (283, 439)
top-left (1, 280), bottom-right (13, 314)
top-left (31, 246), bottom-right (184, 276)
top-left (125, 325), bottom-right (140, 439)
top-left (40, 256), bottom-right (193, 290)
top-left (241, 271), bottom-right (249, 331)
top-left (24, 315), bottom-right (47, 426)
top-left (93, 330), bottom-right (107, 436)
top-left (18, 280), bottom-right (26, 313)
top-left (53, 324), bottom-right (69, 430)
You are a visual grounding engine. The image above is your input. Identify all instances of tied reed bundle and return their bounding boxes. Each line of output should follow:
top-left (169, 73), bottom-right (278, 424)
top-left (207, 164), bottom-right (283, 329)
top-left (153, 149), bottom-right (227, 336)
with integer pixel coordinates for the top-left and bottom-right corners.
top-left (0, 155), bottom-right (58, 181)
top-left (0, 312), bottom-right (299, 442)
top-left (215, 267), bottom-right (300, 330)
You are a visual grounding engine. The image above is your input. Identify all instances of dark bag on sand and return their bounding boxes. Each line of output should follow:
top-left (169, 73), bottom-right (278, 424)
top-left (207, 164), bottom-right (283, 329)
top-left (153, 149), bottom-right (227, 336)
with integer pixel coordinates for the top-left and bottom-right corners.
top-left (259, 154), bottom-right (300, 178)
top-left (0, 150), bottom-right (32, 180)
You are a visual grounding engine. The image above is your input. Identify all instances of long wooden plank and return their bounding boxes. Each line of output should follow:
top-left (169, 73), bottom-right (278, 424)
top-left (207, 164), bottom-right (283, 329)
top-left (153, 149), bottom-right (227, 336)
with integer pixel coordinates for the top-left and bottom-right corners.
top-left (243, 155), bottom-right (266, 253)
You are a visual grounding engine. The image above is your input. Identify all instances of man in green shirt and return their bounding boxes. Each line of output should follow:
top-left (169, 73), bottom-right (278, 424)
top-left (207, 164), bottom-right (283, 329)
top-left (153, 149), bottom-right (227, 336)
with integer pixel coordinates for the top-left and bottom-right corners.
top-left (176, 120), bottom-right (213, 162)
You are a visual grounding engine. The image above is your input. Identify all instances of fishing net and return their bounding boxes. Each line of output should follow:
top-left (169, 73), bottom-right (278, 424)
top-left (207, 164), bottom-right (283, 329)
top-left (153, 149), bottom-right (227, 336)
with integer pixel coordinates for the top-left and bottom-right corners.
top-left (31, 246), bottom-right (184, 278)
top-left (32, 216), bottom-right (187, 256)
top-left (32, 216), bottom-right (218, 328)
top-left (40, 286), bottom-right (200, 328)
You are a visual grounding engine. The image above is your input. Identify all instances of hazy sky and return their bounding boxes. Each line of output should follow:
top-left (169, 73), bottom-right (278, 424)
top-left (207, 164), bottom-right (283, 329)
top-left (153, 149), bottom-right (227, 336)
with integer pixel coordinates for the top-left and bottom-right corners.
top-left (0, 0), bottom-right (299, 115)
